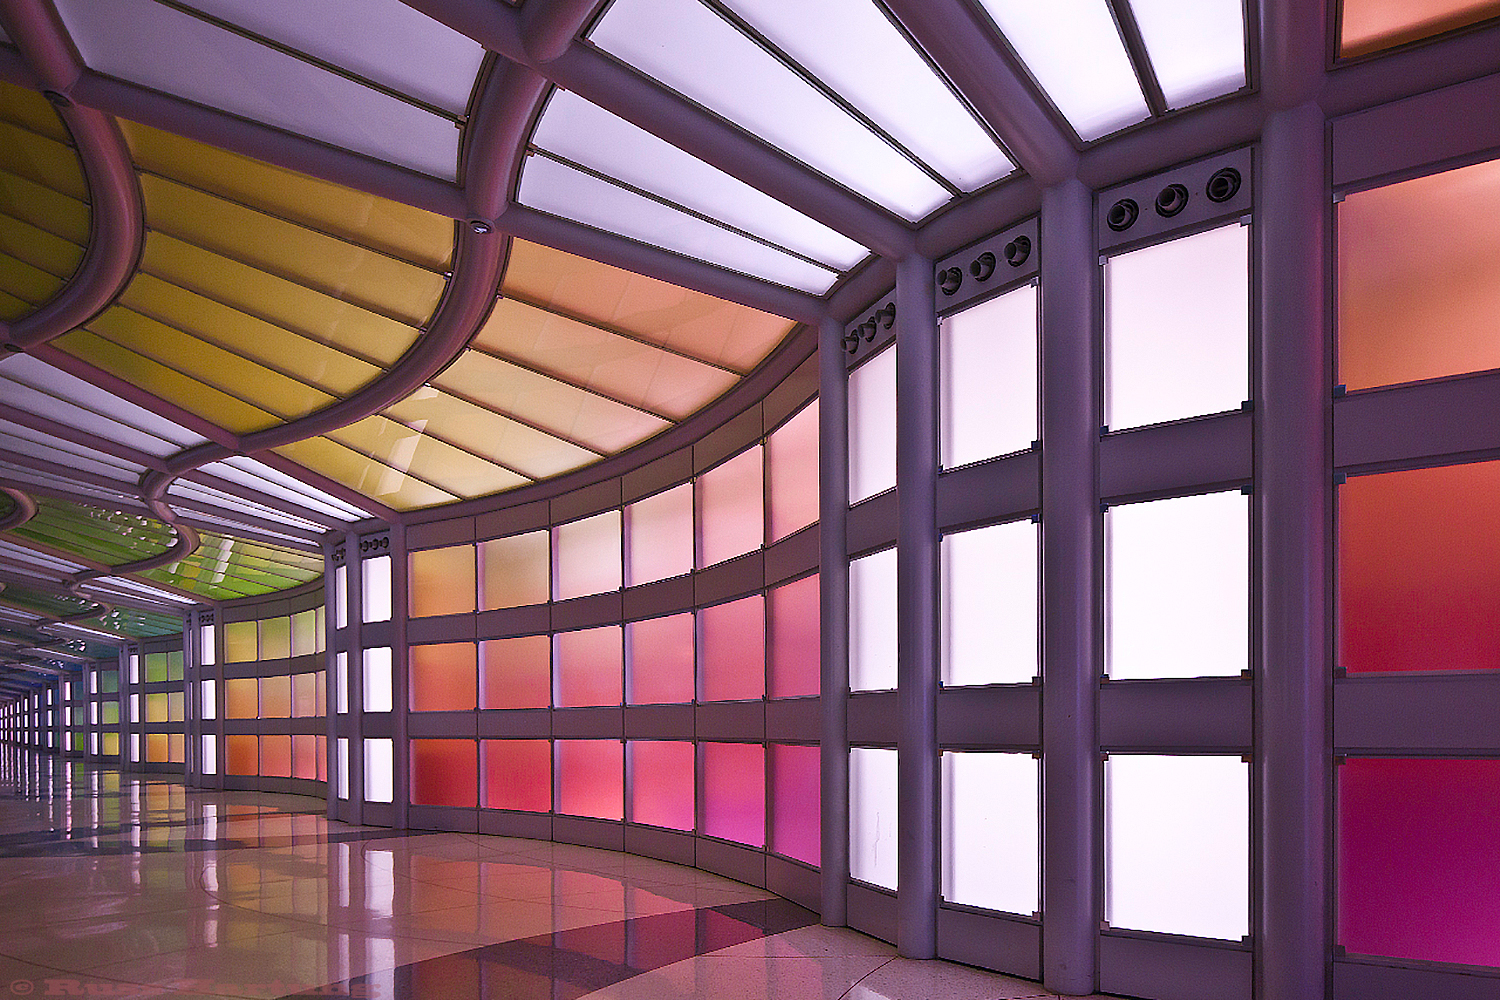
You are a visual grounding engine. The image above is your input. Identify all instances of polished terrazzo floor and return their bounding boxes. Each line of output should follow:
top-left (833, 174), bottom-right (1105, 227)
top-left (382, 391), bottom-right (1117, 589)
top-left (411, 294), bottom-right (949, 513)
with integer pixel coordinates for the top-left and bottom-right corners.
top-left (0, 751), bottom-right (1114, 1000)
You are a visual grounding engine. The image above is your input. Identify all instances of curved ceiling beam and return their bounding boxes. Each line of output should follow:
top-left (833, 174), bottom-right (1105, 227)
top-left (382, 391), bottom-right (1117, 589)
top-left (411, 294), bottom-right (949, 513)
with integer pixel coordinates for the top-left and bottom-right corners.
top-left (0, 487), bottom-right (36, 532)
top-left (521, 0), bottom-right (603, 64)
top-left (465, 58), bottom-right (548, 222)
top-left (0, 43), bottom-right (38, 87)
top-left (0, 0), bottom-right (81, 91)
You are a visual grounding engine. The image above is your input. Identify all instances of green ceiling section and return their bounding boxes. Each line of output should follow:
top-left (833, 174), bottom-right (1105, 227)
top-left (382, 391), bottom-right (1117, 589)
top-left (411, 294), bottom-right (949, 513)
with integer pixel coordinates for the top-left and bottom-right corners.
top-left (0, 583), bottom-right (99, 618)
top-left (99, 606), bottom-right (180, 639)
top-left (8, 497), bottom-right (176, 565)
top-left (136, 531), bottom-right (322, 600)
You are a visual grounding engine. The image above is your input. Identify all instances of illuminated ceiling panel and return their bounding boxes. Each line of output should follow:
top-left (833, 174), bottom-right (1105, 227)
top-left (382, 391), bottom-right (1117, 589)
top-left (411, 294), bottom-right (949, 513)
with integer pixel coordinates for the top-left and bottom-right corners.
top-left (202, 457), bottom-right (369, 521)
top-left (1129, 0), bottom-right (1247, 109)
top-left (0, 426), bottom-right (144, 483)
top-left (135, 530), bottom-right (322, 600)
top-left (0, 584), bottom-right (98, 620)
top-left (5, 497), bottom-right (175, 567)
top-left (1340, 0), bottom-right (1500, 57)
top-left (97, 606), bottom-right (182, 639)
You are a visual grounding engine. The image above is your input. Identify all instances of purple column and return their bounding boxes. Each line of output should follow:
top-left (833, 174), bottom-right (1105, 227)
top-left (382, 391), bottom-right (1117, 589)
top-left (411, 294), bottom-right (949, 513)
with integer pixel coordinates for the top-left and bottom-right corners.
top-left (818, 314), bottom-right (850, 926)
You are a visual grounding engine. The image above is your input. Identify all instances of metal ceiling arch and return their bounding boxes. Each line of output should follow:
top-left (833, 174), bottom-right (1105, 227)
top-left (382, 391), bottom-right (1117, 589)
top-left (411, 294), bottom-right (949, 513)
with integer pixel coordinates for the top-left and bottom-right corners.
top-left (0, 488), bottom-right (34, 531)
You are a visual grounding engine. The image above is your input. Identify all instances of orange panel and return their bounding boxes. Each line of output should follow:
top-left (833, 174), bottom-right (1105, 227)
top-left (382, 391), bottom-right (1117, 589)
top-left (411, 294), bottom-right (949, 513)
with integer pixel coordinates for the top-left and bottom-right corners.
top-left (410, 642), bottom-right (478, 713)
top-left (409, 545), bottom-right (476, 617)
top-left (480, 635), bottom-right (550, 709)
top-left (259, 676), bottom-right (291, 719)
top-left (226, 735), bottom-right (257, 776)
top-left (261, 735), bottom-right (292, 778)
top-left (224, 678), bottom-right (258, 719)
top-left (1340, 0), bottom-right (1500, 57)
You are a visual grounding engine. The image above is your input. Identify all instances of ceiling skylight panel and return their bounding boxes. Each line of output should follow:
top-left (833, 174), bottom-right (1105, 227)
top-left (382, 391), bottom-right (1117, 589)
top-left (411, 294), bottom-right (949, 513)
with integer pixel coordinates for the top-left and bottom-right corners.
top-left (383, 388), bottom-right (598, 482)
top-left (1128, 0), bottom-right (1247, 109)
top-left (273, 436), bottom-right (459, 511)
top-left (531, 90), bottom-right (867, 272)
top-left (588, 0), bottom-right (950, 219)
top-left (166, 481), bottom-right (328, 533)
top-left (87, 577), bottom-right (197, 606)
top-left (0, 541), bottom-right (87, 575)
top-left (975, 0), bottom-right (1149, 140)
top-left (214, 457), bottom-right (369, 520)
top-left (197, 461), bottom-right (362, 522)
top-left (0, 431), bottom-right (141, 483)
top-left (726, 0), bottom-right (1012, 189)
top-left (519, 154), bottom-right (840, 293)
top-left (0, 355), bottom-right (208, 452)
top-left (52, 0), bottom-right (463, 179)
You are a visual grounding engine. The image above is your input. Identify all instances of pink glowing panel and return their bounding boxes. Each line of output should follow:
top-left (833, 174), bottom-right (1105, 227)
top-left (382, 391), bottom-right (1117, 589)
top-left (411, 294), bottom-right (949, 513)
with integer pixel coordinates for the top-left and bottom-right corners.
top-left (768, 573), bottom-right (820, 699)
top-left (556, 511), bottom-right (622, 600)
top-left (259, 675), bottom-right (291, 719)
top-left (480, 530), bottom-right (550, 609)
top-left (767, 400), bottom-right (819, 541)
top-left (1339, 757), bottom-right (1500, 966)
top-left (480, 635), bottom-right (551, 709)
top-left (627, 613), bottom-right (695, 704)
top-left (408, 545), bottom-right (477, 618)
top-left (1340, 461), bottom-right (1500, 672)
top-left (771, 743), bottom-right (820, 866)
top-left (699, 594), bottom-right (765, 702)
top-left (260, 735), bottom-right (292, 778)
top-left (556, 740), bottom-right (623, 820)
top-left (1340, 0), bottom-right (1500, 58)
top-left (224, 678), bottom-right (257, 719)
top-left (628, 740), bottom-right (695, 830)
top-left (698, 446), bottom-right (765, 567)
top-left (849, 344), bottom-right (896, 503)
top-left (482, 739), bottom-right (552, 811)
top-left (411, 739), bottom-right (479, 808)
top-left (625, 483), bottom-right (694, 585)
top-left (317, 735), bottom-right (327, 782)
top-left (292, 672), bottom-right (318, 717)
top-left (292, 734), bottom-right (318, 780)
top-left (225, 735), bottom-right (256, 776)
top-left (409, 642), bottom-right (478, 712)
top-left (703, 742), bottom-right (764, 846)
top-left (555, 626), bottom-right (623, 707)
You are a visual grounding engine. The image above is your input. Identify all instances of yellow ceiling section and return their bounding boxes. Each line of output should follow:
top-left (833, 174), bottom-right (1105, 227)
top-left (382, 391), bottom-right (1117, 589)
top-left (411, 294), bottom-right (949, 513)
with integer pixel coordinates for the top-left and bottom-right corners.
top-left (273, 436), bottom-right (458, 510)
top-left (385, 388), bottom-right (599, 480)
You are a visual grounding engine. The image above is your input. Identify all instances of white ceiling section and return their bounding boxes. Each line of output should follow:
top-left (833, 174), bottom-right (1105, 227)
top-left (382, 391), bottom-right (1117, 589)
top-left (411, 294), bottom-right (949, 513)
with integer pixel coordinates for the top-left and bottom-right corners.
top-left (201, 458), bottom-right (368, 521)
top-left (0, 427), bottom-right (144, 483)
top-left (1128, 0), bottom-right (1248, 109)
top-left (0, 541), bottom-right (87, 576)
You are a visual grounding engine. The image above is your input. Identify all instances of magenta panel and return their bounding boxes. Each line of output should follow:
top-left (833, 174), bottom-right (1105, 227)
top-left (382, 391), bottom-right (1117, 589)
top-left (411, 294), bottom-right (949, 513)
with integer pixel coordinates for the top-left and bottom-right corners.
top-left (628, 740), bottom-right (695, 831)
top-left (482, 740), bottom-right (551, 812)
top-left (411, 740), bottom-right (479, 808)
top-left (556, 740), bottom-right (623, 820)
top-left (768, 573), bottom-right (820, 699)
top-left (771, 743), bottom-right (821, 866)
top-left (699, 595), bottom-right (765, 702)
top-left (627, 613), bottom-right (695, 705)
top-left (1339, 757), bottom-right (1500, 967)
top-left (702, 742), bottom-right (765, 847)
top-left (768, 400), bottom-right (819, 541)
top-left (626, 483), bottom-right (694, 585)
top-left (697, 446), bottom-right (764, 567)
top-left (555, 626), bottom-right (623, 707)
top-left (480, 635), bottom-right (550, 710)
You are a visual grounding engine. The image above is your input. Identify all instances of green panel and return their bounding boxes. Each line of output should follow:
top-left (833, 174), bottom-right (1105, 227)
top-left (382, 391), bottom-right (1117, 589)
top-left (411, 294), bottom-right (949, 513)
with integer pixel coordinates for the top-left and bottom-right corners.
top-left (137, 532), bottom-right (322, 600)
top-left (167, 650), bottom-right (183, 682)
top-left (145, 652), bottom-right (168, 684)
top-left (10, 497), bottom-right (176, 566)
top-left (0, 585), bottom-right (98, 619)
top-left (99, 608), bottom-right (181, 639)
top-left (100, 670), bottom-right (119, 694)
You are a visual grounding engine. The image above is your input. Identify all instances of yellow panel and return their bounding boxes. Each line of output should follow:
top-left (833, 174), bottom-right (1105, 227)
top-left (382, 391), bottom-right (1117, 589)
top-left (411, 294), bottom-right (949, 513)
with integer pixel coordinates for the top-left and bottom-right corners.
top-left (437, 350), bottom-right (670, 454)
top-left (273, 436), bottom-right (457, 510)
top-left (119, 121), bottom-right (454, 270)
top-left (329, 413), bottom-right (529, 499)
top-left (0, 172), bottom-right (90, 244)
top-left (0, 122), bottom-right (89, 200)
top-left (224, 620), bottom-right (257, 662)
top-left (479, 298), bottom-right (739, 420)
top-left (0, 289), bottom-right (29, 321)
top-left (56, 327), bottom-right (278, 434)
top-left (89, 304), bottom-right (335, 420)
top-left (0, 250), bottom-right (65, 304)
top-left (0, 212), bottom-right (86, 278)
top-left (142, 233), bottom-right (418, 366)
top-left (0, 81), bottom-right (71, 143)
top-left (502, 240), bottom-right (795, 372)
top-left (139, 175), bottom-right (445, 325)
top-left (409, 545), bottom-right (476, 618)
top-left (384, 387), bottom-right (597, 480)
top-left (121, 272), bottom-right (381, 397)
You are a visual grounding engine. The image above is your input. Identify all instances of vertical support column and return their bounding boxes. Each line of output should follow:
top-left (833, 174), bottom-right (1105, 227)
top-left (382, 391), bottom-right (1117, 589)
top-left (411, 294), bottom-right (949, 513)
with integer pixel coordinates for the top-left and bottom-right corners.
top-left (1039, 177), bottom-right (1101, 997)
top-left (185, 610), bottom-right (200, 786)
top-left (347, 530), bottom-right (364, 826)
top-left (391, 527), bottom-right (410, 829)
top-left (323, 539), bottom-right (340, 819)
top-left (1256, 102), bottom-right (1331, 1000)
top-left (895, 254), bottom-right (939, 959)
top-left (819, 313), bottom-right (851, 927)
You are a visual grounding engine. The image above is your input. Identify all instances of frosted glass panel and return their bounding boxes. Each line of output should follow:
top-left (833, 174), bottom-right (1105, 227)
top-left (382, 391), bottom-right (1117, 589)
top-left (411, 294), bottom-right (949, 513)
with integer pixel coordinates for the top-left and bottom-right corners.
top-left (200, 624), bottom-right (216, 665)
top-left (259, 676), bottom-right (291, 718)
top-left (1106, 754), bottom-right (1249, 939)
top-left (850, 747), bottom-right (898, 890)
top-left (363, 647), bottom-right (393, 713)
top-left (1108, 491), bottom-right (1248, 679)
top-left (768, 573), bottom-right (820, 699)
top-left (698, 595), bottom-right (765, 702)
top-left (626, 484), bottom-right (694, 586)
top-left (361, 555), bottom-right (392, 623)
top-left (943, 752), bottom-right (1038, 914)
top-left (555, 626), bottom-right (623, 708)
top-left (223, 679), bottom-right (255, 720)
top-left (556, 740), bottom-right (623, 820)
top-left (408, 545), bottom-right (476, 618)
top-left (848, 346), bottom-right (896, 504)
top-left (771, 743), bottom-right (820, 866)
top-left (259, 617), bottom-right (291, 660)
top-left (334, 564), bottom-right (347, 628)
top-left (201, 734), bottom-right (216, 776)
top-left (224, 620), bottom-right (257, 663)
top-left (850, 547), bottom-right (898, 691)
top-left (698, 446), bottom-right (764, 567)
top-left (409, 643), bottom-right (477, 713)
top-left (482, 740), bottom-right (551, 812)
top-left (703, 742), bottom-right (765, 847)
top-left (1106, 223), bottom-right (1250, 430)
top-left (941, 283), bottom-right (1038, 468)
top-left (130, 694), bottom-right (139, 723)
top-left (480, 530), bottom-right (550, 609)
top-left (290, 610), bottom-right (317, 656)
top-left (767, 400), bottom-right (819, 541)
top-left (364, 738), bottom-right (394, 803)
top-left (337, 738), bottom-right (348, 798)
top-left (410, 739), bottom-right (477, 807)
top-left (1130, 0), bottom-right (1247, 109)
top-left (336, 651), bottom-right (348, 714)
top-left (942, 520), bottom-right (1038, 685)
top-left (480, 635), bottom-right (551, 710)
top-left (199, 679), bottom-right (215, 720)
top-left (556, 511), bottom-right (622, 600)
top-left (628, 740), bottom-right (695, 831)
top-left (627, 613), bottom-right (695, 705)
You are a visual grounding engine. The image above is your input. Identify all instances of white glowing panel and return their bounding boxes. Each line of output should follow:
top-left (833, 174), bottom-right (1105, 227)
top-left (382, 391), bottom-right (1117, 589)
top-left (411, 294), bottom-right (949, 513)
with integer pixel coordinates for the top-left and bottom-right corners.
top-left (1129, 0), bottom-right (1247, 109)
top-left (364, 739), bottom-right (394, 803)
top-left (334, 565), bottom-right (348, 629)
top-left (1106, 754), bottom-right (1249, 939)
top-left (1107, 491), bottom-right (1248, 679)
top-left (943, 752), bottom-right (1038, 913)
top-left (199, 680), bottom-right (215, 721)
top-left (201, 735), bottom-right (217, 776)
top-left (848, 345), bottom-right (897, 504)
top-left (976, 0), bottom-right (1149, 140)
top-left (363, 647), bottom-right (393, 713)
top-left (361, 554), bottom-right (392, 624)
top-left (941, 282), bottom-right (1038, 468)
top-left (556, 510), bottom-right (623, 600)
top-left (199, 624), bottom-right (216, 665)
top-left (336, 651), bottom-right (348, 714)
top-left (130, 734), bottom-right (139, 762)
top-left (850, 747), bottom-right (899, 890)
top-left (942, 519), bottom-right (1038, 686)
top-left (1106, 223), bottom-right (1250, 430)
top-left (849, 546), bottom-right (898, 692)
top-left (337, 738), bottom-right (349, 799)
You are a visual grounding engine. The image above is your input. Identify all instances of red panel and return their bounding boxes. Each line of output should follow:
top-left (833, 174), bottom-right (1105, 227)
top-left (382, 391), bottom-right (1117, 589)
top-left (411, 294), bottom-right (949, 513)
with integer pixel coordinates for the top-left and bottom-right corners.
top-left (767, 399), bottom-right (819, 541)
top-left (480, 635), bottom-right (551, 709)
top-left (699, 595), bottom-right (765, 702)
top-left (292, 734), bottom-right (318, 780)
top-left (702, 742), bottom-right (764, 846)
top-left (260, 735), bottom-right (292, 778)
top-left (768, 573), bottom-right (820, 699)
top-left (555, 626), bottom-right (623, 707)
top-left (697, 446), bottom-right (764, 567)
top-left (556, 740), bottom-right (623, 820)
top-left (771, 743), bottom-right (821, 866)
top-left (316, 735), bottom-right (327, 782)
top-left (1339, 757), bottom-right (1500, 966)
top-left (411, 740), bottom-right (479, 808)
top-left (225, 735), bottom-right (257, 776)
top-left (1340, 462), bottom-right (1500, 672)
top-left (482, 739), bottom-right (551, 812)
top-left (628, 740), bottom-right (695, 831)
top-left (627, 613), bottom-right (695, 704)
top-left (409, 642), bottom-right (478, 712)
